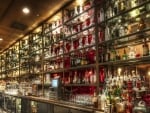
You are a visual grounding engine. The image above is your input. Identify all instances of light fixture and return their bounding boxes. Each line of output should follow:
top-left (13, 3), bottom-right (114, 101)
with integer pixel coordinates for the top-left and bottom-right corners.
top-left (22, 7), bottom-right (30, 14)
top-left (0, 38), bottom-right (3, 41)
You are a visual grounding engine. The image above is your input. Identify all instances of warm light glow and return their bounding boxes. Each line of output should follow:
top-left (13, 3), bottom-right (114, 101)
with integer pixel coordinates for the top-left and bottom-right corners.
top-left (35, 27), bottom-right (42, 32)
top-left (148, 71), bottom-right (150, 76)
top-left (76, 0), bottom-right (84, 5)
top-left (0, 38), bottom-right (3, 41)
top-left (19, 34), bottom-right (24, 37)
top-left (53, 15), bottom-right (60, 21)
top-left (146, 14), bottom-right (150, 18)
top-left (22, 7), bottom-right (30, 14)
top-left (117, 68), bottom-right (122, 75)
top-left (130, 9), bottom-right (139, 18)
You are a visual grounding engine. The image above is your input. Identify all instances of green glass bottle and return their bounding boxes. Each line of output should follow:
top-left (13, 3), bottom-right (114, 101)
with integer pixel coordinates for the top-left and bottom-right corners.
top-left (122, 48), bottom-right (128, 60)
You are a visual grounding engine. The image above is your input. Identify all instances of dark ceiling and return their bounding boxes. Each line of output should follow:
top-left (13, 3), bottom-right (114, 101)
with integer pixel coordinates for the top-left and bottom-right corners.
top-left (0, 0), bottom-right (70, 52)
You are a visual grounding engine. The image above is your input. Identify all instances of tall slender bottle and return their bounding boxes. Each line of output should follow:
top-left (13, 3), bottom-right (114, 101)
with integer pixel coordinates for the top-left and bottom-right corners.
top-left (122, 48), bottom-right (128, 60)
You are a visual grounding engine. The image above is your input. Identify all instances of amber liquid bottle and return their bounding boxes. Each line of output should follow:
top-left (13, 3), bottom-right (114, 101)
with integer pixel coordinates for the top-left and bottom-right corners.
top-left (143, 41), bottom-right (149, 56)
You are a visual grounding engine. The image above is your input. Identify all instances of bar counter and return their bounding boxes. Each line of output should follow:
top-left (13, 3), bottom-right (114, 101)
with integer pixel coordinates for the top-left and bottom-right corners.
top-left (2, 93), bottom-right (104, 113)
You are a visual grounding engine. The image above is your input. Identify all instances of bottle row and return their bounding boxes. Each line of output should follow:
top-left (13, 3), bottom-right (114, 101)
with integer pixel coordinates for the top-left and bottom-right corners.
top-left (2, 41), bottom-right (150, 73)
top-left (99, 42), bottom-right (150, 63)
top-left (97, 66), bottom-right (150, 113)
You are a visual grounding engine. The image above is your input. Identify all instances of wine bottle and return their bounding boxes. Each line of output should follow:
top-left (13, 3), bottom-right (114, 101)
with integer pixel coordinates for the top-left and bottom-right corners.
top-left (122, 48), bottom-right (128, 60)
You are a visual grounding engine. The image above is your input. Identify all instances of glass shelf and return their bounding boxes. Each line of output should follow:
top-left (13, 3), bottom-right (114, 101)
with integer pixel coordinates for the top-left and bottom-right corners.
top-left (99, 55), bottom-right (150, 66)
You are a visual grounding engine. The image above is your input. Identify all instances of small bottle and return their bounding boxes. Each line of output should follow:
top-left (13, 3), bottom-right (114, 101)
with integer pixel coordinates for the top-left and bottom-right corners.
top-left (92, 91), bottom-right (98, 108)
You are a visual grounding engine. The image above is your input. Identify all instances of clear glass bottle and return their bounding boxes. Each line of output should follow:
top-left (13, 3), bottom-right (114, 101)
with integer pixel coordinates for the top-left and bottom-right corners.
top-left (98, 8), bottom-right (104, 23)
top-left (73, 71), bottom-right (78, 84)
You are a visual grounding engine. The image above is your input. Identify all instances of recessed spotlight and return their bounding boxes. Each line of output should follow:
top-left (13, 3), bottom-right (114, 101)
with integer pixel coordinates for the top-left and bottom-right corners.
top-left (0, 38), bottom-right (3, 41)
top-left (36, 14), bottom-right (40, 17)
top-left (22, 7), bottom-right (30, 14)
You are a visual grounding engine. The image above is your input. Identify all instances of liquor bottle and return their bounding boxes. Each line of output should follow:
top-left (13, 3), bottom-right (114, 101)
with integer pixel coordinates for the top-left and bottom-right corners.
top-left (92, 91), bottom-right (98, 108)
top-left (105, 47), bottom-right (111, 62)
top-left (98, 28), bottom-right (104, 42)
top-left (116, 50), bottom-right (121, 60)
top-left (87, 47), bottom-right (96, 64)
top-left (105, 24), bottom-right (111, 41)
top-left (81, 51), bottom-right (88, 65)
top-left (75, 52), bottom-right (81, 66)
top-left (122, 48), bottom-right (128, 60)
top-left (100, 47), bottom-right (105, 63)
top-left (99, 47), bottom-right (103, 63)
top-left (114, 0), bottom-right (119, 15)
top-left (73, 71), bottom-right (78, 84)
top-left (118, 0), bottom-right (126, 12)
top-left (59, 28), bottom-right (64, 40)
top-left (89, 69), bottom-right (96, 84)
top-left (77, 72), bottom-right (83, 84)
top-left (71, 53), bottom-right (75, 67)
top-left (128, 0), bottom-right (138, 9)
top-left (98, 90), bottom-right (106, 110)
top-left (125, 95), bottom-right (133, 113)
top-left (110, 47), bottom-right (116, 61)
top-left (143, 40), bottom-right (149, 56)
top-left (128, 46), bottom-right (136, 59)
top-left (119, 19), bottom-right (128, 39)
top-left (74, 6), bottom-right (78, 16)
top-left (98, 8), bottom-right (104, 23)
top-left (106, 2), bottom-right (114, 19)
top-left (114, 22), bottom-right (120, 38)
top-left (137, 18), bottom-right (146, 37)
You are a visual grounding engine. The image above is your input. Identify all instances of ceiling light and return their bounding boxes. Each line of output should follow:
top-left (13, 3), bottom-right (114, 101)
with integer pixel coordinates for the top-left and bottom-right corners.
top-left (36, 14), bottom-right (40, 17)
top-left (0, 38), bottom-right (3, 41)
top-left (22, 7), bottom-right (30, 14)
